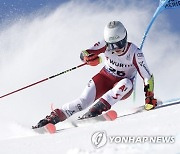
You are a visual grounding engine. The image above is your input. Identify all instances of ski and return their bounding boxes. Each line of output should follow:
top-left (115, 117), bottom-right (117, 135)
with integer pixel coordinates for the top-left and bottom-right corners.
top-left (71, 110), bottom-right (117, 127)
top-left (67, 99), bottom-right (180, 129)
top-left (118, 99), bottom-right (180, 118)
top-left (32, 99), bottom-right (180, 134)
top-left (32, 123), bottom-right (56, 134)
top-left (56, 110), bottom-right (118, 132)
top-left (32, 110), bottom-right (117, 134)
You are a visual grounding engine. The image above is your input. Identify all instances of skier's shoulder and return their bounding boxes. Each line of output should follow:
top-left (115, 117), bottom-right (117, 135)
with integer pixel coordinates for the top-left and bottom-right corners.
top-left (129, 43), bottom-right (145, 60)
top-left (128, 42), bottom-right (143, 56)
top-left (90, 40), bottom-right (107, 50)
top-left (85, 40), bottom-right (107, 55)
top-left (128, 42), bottom-right (139, 51)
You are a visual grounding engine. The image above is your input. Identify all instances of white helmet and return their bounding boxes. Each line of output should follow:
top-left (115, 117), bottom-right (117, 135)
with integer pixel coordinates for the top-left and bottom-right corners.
top-left (104, 21), bottom-right (127, 49)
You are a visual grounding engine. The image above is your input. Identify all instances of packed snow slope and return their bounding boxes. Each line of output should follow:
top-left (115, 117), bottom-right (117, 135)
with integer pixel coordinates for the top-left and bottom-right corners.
top-left (0, 102), bottom-right (180, 154)
top-left (0, 0), bottom-right (179, 154)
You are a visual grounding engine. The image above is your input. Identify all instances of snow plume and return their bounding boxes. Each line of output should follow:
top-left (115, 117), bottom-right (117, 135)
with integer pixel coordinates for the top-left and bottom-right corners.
top-left (0, 0), bottom-right (179, 131)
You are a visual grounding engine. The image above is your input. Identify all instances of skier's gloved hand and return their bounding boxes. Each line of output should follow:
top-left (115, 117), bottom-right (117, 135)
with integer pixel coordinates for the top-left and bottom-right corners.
top-left (144, 85), bottom-right (157, 110)
top-left (144, 75), bottom-right (157, 110)
top-left (84, 54), bottom-right (102, 66)
top-left (80, 50), bottom-right (102, 66)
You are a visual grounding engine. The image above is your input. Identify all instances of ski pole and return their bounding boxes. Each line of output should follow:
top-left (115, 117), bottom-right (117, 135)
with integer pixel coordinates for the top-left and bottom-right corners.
top-left (0, 63), bottom-right (87, 99)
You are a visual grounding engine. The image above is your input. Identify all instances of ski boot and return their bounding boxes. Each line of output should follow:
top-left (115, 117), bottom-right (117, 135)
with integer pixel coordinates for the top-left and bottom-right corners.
top-left (81, 99), bottom-right (111, 119)
top-left (32, 109), bottom-right (67, 129)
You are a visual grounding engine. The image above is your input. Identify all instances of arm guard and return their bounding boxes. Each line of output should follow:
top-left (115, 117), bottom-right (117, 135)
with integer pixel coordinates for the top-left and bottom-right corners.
top-left (144, 75), bottom-right (154, 92)
top-left (144, 75), bottom-right (154, 97)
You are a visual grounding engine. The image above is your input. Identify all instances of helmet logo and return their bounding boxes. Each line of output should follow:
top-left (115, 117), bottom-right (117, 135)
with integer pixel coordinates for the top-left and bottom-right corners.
top-left (108, 21), bottom-right (117, 28)
top-left (109, 35), bottom-right (120, 41)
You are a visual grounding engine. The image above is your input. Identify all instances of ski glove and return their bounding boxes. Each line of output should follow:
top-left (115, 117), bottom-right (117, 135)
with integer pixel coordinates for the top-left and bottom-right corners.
top-left (144, 75), bottom-right (157, 110)
top-left (144, 90), bottom-right (157, 109)
top-left (80, 50), bottom-right (102, 66)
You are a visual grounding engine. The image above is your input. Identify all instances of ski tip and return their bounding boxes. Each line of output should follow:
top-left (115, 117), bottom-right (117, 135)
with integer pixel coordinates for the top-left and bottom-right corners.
top-left (104, 110), bottom-right (117, 121)
top-left (45, 123), bottom-right (56, 134)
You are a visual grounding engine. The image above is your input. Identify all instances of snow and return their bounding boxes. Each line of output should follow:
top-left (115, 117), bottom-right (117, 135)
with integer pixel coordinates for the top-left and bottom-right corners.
top-left (0, 104), bottom-right (180, 154)
top-left (0, 1), bottom-right (180, 154)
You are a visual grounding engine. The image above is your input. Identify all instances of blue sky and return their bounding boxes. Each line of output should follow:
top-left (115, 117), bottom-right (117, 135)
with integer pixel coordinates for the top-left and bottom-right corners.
top-left (0, 0), bottom-right (65, 22)
top-left (0, 0), bottom-right (179, 33)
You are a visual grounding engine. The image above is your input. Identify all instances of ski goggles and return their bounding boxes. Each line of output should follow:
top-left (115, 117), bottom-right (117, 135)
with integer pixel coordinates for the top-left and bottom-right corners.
top-left (106, 35), bottom-right (127, 50)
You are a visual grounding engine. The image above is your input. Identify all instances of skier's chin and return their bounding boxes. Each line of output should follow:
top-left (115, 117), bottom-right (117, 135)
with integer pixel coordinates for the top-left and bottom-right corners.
top-left (115, 48), bottom-right (125, 56)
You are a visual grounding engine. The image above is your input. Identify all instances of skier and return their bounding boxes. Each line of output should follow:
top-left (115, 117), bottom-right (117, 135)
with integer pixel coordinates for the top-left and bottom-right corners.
top-left (34, 21), bottom-right (157, 128)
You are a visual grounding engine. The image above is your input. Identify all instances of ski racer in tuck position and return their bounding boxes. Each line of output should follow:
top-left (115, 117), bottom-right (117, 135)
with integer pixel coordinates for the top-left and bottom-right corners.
top-left (34, 21), bottom-right (157, 128)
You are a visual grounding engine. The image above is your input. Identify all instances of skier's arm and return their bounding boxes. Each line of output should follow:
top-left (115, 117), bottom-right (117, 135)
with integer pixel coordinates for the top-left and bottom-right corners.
top-left (133, 49), bottom-right (157, 109)
top-left (80, 40), bottom-right (107, 66)
top-left (133, 49), bottom-right (153, 89)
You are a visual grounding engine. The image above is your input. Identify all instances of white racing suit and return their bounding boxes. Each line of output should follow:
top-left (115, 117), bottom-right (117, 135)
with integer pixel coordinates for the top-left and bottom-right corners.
top-left (61, 41), bottom-right (152, 118)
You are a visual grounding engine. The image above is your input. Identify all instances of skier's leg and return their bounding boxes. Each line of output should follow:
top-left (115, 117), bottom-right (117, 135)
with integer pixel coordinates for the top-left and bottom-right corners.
top-left (61, 79), bottom-right (97, 118)
top-left (82, 78), bottom-right (133, 118)
top-left (60, 70), bottom-right (115, 119)
top-left (35, 70), bottom-right (116, 127)
top-left (101, 78), bottom-right (133, 106)
top-left (35, 79), bottom-right (97, 128)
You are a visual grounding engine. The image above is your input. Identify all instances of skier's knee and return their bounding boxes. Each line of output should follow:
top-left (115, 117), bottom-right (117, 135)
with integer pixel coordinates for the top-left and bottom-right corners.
top-left (113, 78), bottom-right (133, 95)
